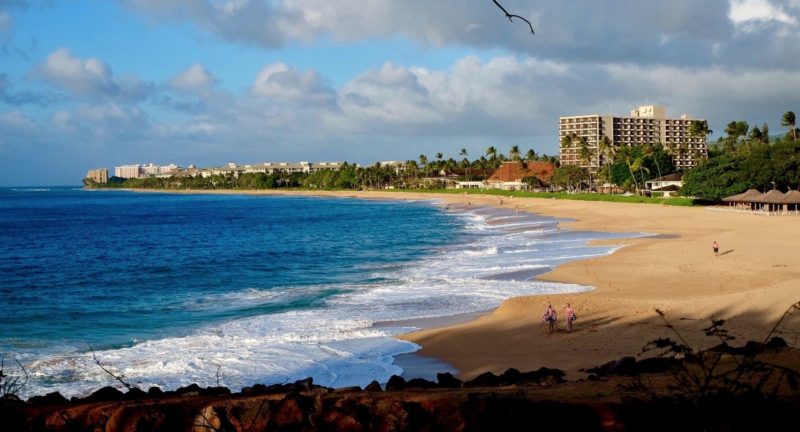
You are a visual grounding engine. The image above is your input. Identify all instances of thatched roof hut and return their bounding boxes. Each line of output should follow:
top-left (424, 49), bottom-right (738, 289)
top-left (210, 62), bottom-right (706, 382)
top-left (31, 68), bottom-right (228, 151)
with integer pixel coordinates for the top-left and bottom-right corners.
top-left (752, 190), bottom-right (787, 204)
top-left (781, 190), bottom-right (800, 204)
top-left (722, 189), bottom-right (762, 202)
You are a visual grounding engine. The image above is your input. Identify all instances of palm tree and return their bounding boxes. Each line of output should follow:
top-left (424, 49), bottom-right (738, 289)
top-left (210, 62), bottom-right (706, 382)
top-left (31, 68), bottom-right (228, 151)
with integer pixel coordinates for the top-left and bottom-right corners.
top-left (485, 146), bottom-right (497, 161)
top-left (526, 149), bottom-right (536, 161)
top-left (459, 148), bottom-right (470, 180)
top-left (724, 121), bottom-right (749, 152)
top-left (782, 111), bottom-right (797, 142)
top-left (509, 145), bottom-right (521, 161)
top-left (577, 137), bottom-right (592, 191)
top-left (643, 142), bottom-right (662, 179)
top-left (418, 154), bottom-right (428, 177)
top-left (629, 156), bottom-right (649, 194)
top-left (598, 136), bottom-right (615, 166)
top-left (560, 134), bottom-right (574, 151)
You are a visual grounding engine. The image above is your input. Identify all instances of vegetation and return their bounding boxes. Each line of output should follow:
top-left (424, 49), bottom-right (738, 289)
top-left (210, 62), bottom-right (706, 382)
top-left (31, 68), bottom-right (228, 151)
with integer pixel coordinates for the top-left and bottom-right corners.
top-left (0, 357), bottom-right (28, 400)
top-left (681, 110), bottom-right (800, 200)
top-left (625, 302), bottom-right (800, 404)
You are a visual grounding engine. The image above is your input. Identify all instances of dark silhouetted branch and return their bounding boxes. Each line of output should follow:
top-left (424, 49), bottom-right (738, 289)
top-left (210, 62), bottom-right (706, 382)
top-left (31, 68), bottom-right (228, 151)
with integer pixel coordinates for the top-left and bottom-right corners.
top-left (493, 0), bottom-right (535, 35)
top-left (88, 344), bottom-right (135, 391)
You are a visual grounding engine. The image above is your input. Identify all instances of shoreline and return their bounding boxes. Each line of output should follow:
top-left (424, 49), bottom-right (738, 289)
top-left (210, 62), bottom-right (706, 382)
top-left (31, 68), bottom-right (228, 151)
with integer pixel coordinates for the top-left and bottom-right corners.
top-left (112, 188), bottom-right (800, 381)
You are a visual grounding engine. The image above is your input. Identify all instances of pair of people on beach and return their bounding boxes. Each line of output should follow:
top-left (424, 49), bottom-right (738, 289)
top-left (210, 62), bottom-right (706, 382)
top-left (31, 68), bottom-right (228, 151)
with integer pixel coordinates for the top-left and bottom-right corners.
top-left (541, 303), bottom-right (576, 333)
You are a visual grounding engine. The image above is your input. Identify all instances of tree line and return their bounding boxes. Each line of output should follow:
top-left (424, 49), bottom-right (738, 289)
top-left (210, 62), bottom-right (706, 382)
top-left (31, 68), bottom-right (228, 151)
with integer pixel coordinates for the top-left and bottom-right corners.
top-left (681, 111), bottom-right (799, 200)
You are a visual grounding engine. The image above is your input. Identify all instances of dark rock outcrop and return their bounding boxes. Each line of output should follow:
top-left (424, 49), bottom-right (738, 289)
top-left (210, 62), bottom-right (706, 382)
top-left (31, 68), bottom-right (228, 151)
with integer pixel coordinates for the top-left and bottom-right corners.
top-left (385, 375), bottom-right (407, 391)
top-left (436, 372), bottom-right (462, 388)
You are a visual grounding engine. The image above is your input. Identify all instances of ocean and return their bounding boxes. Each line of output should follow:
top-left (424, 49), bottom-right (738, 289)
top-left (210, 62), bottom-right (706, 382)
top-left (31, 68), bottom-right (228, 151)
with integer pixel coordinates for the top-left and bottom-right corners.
top-left (0, 187), bottom-right (638, 398)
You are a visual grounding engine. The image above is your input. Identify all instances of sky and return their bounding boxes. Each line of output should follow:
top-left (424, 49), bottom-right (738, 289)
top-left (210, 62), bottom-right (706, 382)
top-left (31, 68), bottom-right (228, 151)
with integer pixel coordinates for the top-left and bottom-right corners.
top-left (0, 0), bottom-right (798, 186)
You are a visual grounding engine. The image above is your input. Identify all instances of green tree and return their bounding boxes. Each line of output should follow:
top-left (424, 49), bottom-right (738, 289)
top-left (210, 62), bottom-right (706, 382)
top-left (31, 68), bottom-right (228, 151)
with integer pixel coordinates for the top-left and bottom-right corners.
top-left (550, 165), bottom-right (588, 192)
top-left (681, 154), bottom-right (749, 200)
top-left (509, 145), bottom-right (521, 161)
top-left (782, 111), bottom-right (797, 142)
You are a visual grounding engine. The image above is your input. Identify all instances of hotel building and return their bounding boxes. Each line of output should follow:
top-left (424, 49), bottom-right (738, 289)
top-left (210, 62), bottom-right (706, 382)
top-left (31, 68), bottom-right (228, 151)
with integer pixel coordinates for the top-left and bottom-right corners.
top-left (559, 105), bottom-right (708, 172)
top-left (85, 168), bottom-right (108, 184)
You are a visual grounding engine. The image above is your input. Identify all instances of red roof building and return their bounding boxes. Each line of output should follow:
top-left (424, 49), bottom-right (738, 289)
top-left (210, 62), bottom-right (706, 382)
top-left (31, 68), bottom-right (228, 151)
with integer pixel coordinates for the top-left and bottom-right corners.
top-left (487, 161), bottom-right (555, 183)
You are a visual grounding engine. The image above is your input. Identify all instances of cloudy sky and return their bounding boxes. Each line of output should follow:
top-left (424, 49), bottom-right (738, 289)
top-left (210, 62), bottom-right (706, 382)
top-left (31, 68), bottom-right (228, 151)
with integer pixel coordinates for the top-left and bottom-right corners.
top-left (0, 0), bottom-right (798, 185)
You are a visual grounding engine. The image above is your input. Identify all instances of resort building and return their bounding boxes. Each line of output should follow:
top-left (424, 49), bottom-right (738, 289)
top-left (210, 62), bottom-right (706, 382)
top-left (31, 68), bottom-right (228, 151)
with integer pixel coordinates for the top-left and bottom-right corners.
top-left (115, 163), bottom-right (181, 179)
top-left (484, 161), bottom-right (555, 190)
top-left (85, 168), bottom-right (108, 184)
top-left (645, 173), bottom-right (684, 197)
top-left (199, 161), bottom-right (346, 178)
top-left (114, 165), bottom-right (142, 179)
top-left (559, 105), bottom-right (708, 173)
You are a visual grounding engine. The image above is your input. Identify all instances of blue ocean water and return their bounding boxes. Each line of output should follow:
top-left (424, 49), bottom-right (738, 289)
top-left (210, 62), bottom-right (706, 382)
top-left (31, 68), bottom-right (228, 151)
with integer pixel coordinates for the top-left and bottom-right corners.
top-left (0, 187), bottom-right (638, 397)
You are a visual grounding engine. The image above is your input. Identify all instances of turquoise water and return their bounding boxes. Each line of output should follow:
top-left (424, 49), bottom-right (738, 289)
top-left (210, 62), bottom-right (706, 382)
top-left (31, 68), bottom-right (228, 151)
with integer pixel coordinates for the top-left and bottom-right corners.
top-left (0, 187), bottom-right (636, 397)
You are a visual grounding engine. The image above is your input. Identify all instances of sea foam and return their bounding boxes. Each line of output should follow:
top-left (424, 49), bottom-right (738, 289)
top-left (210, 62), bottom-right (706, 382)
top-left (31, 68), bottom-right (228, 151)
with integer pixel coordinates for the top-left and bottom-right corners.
top-left (18, 202), bottom-right (637, 398)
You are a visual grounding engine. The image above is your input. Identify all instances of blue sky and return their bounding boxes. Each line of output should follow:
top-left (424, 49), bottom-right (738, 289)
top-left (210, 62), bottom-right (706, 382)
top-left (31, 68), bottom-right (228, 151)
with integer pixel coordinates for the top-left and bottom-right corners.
top-left (1, 0), bottom-right (799, 185)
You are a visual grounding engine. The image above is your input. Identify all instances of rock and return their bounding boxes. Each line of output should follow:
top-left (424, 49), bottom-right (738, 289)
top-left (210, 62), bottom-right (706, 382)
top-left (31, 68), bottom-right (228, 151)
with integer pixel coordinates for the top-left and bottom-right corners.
top-left (27, 392), bottom-right (68, 405)
top-left (271, 394), bottom-right (314, 430)
top-left (333, 386), bottom-right (362, 393)
top-left (175, 383), bottom-right (201, 397)
top-left (464, 372), bottom-right (501, 388)
top-left (609, 357), bottom-right (638, 376)
top-left (737, 341), bottom-right (766, 356)
top-left (290, 377), bottom-right (314, 393)
top-left (437, 372), bottom-right (462, 389)
top-left (500, 368), bottom-right (522, 384)
top-left (405, 378), bottom-right (436, 389)
top-left (766, 337), bottom-right (788, 349)
top-left (82, 386), bottom-right (124, 403)
top-left (636, 357), bottom-right (680, 374)
top-left (524, 367), bottom-right (566, 384)
top-left (201, 386), bottom-right (231, 397)
top-left (385, 375), bottom-right (407, 391)
top-left (124, 387), bottom-right (147, 400)
top-left (365, 381), bottom-right (383, 392)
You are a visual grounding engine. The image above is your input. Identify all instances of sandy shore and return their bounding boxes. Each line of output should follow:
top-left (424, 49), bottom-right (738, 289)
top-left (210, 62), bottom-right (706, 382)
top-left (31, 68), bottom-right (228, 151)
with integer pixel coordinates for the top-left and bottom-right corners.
top-left (123, 189), bottom-right (800, 380)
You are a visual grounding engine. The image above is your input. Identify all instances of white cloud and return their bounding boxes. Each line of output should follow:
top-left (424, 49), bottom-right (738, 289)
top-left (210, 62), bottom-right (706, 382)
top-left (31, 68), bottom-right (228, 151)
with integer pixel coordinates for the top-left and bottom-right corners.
top-left (34, 48), bottom-right (151, 100)
top-left (729, 0), bottom-right (797, 27)
top-left (251, 62), bottom-right (333, 102)
top-left (36, 48), bottom-right (116, 95)
top-left (169, 64), bottom-right (217, 91)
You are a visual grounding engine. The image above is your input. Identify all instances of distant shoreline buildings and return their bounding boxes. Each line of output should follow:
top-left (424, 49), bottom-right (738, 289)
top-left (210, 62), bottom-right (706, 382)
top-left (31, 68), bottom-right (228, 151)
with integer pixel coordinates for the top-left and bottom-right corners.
top-left (85, 168), bottom-right (109, 184)
top-left (104, 161), bottom-right (349, 180)
top-left (559, 105), bottom-right (708, 172)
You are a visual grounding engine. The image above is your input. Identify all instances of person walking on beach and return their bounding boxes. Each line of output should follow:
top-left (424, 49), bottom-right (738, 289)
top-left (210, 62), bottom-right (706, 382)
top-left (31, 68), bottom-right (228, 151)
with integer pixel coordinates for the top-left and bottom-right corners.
top-left (564, 303), bottom-right (577, 333)
top-left (713, 241), bottom-right (719, 256)
top-left (541, 303), bottom-right (557, 334)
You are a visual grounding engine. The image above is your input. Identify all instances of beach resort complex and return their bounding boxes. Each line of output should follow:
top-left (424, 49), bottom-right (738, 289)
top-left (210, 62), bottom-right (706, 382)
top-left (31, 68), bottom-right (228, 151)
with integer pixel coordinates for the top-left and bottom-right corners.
top-left (559, 105), bottom-right (709, 172)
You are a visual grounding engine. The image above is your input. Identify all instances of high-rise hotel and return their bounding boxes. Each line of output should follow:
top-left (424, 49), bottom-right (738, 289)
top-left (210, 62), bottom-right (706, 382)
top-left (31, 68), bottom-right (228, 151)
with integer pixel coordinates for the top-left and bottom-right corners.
top-left (559, 105), bottom-right (708, 172)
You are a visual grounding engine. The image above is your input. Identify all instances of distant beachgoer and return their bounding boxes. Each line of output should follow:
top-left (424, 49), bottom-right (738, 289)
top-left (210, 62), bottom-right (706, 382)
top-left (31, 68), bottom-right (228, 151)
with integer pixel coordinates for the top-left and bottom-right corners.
top-left (713, 241), bottom-right (719, 256)
top-left (515, 205), bottom-right (519, 213)
top-left (541, 303), bottom-right (558, 334)
top-left (565, 303), bottom-right (577, 333)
